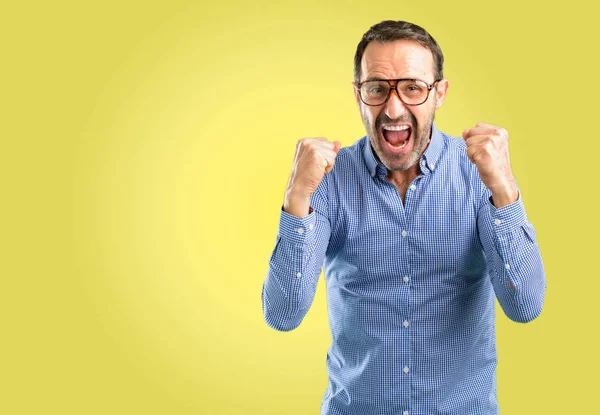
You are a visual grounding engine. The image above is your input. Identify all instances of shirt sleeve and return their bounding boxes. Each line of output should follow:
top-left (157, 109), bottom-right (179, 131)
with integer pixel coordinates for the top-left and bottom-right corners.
top-left (478, 191), bottom-right (547, 323)
top-left (261, 179), bottom-right (331, 331)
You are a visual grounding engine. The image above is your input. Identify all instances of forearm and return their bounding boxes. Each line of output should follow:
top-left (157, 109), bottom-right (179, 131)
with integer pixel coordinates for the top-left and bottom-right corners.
top-left (283, 188), bottom-right (312, 219)
top-left (262, 208), bottom-right (329, 331)
top-left (489, 178), bottom-right (519, 208)
top-left (479, 193), bottom-right (546, 323)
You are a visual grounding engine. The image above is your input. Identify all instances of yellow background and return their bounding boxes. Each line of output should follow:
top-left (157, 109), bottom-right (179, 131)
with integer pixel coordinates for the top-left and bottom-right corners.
top-left (2, 0), bottom-right (598, 413)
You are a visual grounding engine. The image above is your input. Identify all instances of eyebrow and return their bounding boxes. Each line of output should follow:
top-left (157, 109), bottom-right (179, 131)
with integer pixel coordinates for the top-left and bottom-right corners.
top-left (364, 76), bottom-right (388, 82)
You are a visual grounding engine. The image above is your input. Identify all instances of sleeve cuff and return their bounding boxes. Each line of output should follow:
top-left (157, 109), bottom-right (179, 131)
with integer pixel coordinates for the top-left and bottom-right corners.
top-left (487, 191), bottom-right (527, 234)
top-left (278, 206), bottom-right (317, 244)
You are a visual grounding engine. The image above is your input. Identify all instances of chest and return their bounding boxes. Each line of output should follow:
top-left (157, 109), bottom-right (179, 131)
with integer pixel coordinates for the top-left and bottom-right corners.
top-left (328, 172), bottom-right (484, 278)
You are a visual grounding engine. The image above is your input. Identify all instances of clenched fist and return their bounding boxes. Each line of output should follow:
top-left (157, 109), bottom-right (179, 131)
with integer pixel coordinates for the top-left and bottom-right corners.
top-left (283, 137), bottom-right (341, 218)
top-left (462, 122), bottom-right (519, 208)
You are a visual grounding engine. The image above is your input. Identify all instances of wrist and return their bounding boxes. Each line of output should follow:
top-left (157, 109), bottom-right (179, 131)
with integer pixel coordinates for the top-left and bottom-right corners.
top-left (489, 180), bottom-right (519, 208)
top-left (284, 189), bottom-right (312, 218)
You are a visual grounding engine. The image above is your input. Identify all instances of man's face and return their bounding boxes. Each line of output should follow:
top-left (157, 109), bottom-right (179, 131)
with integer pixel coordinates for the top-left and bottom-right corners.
top-left (354, 40), bottom-right (448, 171)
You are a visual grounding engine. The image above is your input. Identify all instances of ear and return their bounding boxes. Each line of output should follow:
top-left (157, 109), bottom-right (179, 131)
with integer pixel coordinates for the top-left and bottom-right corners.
top-left (434, 78), bottom-right (449, 110)
top-left (352, 82), bottom-right (361, 107)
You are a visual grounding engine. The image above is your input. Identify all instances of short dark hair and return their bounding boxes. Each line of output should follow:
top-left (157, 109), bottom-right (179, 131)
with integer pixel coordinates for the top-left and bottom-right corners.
top-left (354, 20), bottom-right (444, 83)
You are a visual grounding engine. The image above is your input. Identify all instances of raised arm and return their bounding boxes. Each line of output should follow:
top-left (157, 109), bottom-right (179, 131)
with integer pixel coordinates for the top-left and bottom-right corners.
top-left (478, 193), bottom-right (546, 322)
top-left (463, 122), bottom-right (546, 322)
top-left (261, 138), bottom-right (340, 331)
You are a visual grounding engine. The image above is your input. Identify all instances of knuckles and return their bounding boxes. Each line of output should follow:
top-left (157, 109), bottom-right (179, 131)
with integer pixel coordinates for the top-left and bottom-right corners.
top-left (298, 137), bottom-right (318, 149)
top-left (468, 125), bottom-right (508, 141)
top-left (490, 127), bottom-right (508, 142)
top-left (297, 137), bottom-right (335, 154)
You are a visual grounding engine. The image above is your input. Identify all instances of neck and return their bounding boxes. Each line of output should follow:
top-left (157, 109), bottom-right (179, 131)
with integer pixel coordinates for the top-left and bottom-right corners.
top-left (385, 163), bottom-right (421, 187)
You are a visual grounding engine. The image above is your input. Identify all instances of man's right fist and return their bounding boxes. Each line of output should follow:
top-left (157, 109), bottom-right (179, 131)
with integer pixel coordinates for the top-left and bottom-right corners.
top-left (283, 138), bottom-right (341, 218)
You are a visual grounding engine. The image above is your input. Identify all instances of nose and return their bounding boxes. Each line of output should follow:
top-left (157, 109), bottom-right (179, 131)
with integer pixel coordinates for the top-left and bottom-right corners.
top-left (384, 88), bottom-right (407, 120)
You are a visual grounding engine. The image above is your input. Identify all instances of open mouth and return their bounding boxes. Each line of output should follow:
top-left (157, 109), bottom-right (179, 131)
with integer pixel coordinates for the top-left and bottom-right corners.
top-left (382, 124), bottom-right (412, 151)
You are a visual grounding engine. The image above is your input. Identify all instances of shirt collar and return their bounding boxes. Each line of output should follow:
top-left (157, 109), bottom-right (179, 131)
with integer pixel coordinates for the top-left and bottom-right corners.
top-left (422, 122), bottom-right (443, 173)
top-left (363, 122), bottom-right (444, 178)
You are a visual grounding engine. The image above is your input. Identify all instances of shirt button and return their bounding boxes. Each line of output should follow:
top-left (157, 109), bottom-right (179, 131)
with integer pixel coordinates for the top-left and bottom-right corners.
top-left (494, 218), bottom-right (502, 225)
top-left (308, 223), bottom-right (314, 230)
top-left (371, 172), bottom-right (376, 177)
top-left (296, 228), bottom-right (304, 235)
top-left (409, 184), bottom-right (416, 191)
top-left (401, 230), bottom-right (408, 237)
top-left (430, 162), bottom-right (436, 169)
top-left (403, 320), bottom-right (410, 328)
top-left (296, 272), bottom-right (302, 278)
top-left (403, 276), bottom-right (409, 283)
top-left (403, 411), bottom-right (410, 415)
top-left (505, 263), bottom-right (511, 270)
top-left (403, 366), bottom-right (409, 374)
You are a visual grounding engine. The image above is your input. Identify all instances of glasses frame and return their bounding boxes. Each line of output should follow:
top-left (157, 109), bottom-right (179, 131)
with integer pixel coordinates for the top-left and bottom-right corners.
top-left (353, 78), bottom-right (441, 106)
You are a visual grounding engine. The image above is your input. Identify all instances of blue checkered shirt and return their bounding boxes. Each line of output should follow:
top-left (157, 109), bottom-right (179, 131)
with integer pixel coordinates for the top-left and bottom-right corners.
top-left (262, 123), bottom-right (546, 415)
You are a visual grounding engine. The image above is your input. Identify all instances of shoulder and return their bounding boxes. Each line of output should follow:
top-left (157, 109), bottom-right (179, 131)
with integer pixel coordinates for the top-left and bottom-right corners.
top-left (327, 136), bottom-right (370, 177)
top-left (437, 129), bottom-right (472, 168)
top-left (441, 130), bottom-right (466, 153)
top-left (436, 128), bottom-right (486, 196)
top-left (335, 137), bottom-right (367, 164)
top-left (316, 137), bottom-right (371, 202)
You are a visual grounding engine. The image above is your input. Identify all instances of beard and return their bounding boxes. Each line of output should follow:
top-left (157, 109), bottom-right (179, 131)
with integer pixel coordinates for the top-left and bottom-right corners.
top-left (363, 107), bottom-right (436, 172)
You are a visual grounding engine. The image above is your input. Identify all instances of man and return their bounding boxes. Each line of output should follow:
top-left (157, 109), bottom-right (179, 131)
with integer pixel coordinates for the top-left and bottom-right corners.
top-left (261, 20), bottom-right (546, 415)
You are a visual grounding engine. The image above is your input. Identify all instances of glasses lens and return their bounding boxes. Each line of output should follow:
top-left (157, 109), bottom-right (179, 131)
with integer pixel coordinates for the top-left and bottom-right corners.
top-left (360, 80), bottom-right (431, 105)
top-left (360, 81), bottom-right (390, 105)
top-left (397, 80), bottom-right (428, 105)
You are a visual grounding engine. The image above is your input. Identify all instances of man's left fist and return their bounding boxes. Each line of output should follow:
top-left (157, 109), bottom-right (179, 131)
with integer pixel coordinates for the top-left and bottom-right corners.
top-left (462, 122), bottom-right (519, 208)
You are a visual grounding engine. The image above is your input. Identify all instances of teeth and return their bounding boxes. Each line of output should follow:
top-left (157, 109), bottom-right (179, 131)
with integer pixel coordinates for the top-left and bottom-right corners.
top-left (383, 125), bottom-right (409, 131)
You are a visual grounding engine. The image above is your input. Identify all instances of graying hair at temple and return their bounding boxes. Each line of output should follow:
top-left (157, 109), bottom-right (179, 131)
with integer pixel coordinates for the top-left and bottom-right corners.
top-left (353, 20), bottom-right (445, 83)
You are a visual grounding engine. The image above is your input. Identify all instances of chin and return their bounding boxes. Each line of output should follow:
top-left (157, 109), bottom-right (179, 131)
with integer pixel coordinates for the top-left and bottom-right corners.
top-left (386, 156), bottom-right (418, 172)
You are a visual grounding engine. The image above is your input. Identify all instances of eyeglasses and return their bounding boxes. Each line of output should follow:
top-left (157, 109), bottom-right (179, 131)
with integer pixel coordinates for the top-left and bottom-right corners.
top-left (354, 78), bottom-right (440, 106)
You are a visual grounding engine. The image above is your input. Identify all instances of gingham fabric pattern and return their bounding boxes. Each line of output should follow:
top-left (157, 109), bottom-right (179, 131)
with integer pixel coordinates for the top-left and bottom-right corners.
top-left (262, 123), bottom-right (546, 415)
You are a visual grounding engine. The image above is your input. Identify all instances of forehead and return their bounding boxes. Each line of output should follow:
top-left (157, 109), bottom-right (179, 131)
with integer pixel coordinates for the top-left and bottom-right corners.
top-left (360, 40), bottom-right (435, 82)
